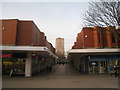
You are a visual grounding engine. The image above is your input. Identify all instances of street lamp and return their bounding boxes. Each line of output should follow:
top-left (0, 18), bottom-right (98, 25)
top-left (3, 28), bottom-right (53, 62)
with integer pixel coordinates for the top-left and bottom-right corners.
top-left (115, 26), bottom-right (120, 48)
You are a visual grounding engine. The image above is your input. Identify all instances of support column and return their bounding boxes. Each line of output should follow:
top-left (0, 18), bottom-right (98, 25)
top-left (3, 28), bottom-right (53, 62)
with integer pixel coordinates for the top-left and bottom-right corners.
top-left (25, 52), bottom-right (32, 77)
top-left (99, 61), bottom-right (102, 74)
top-left (83, 59), bottom-right (86, 72)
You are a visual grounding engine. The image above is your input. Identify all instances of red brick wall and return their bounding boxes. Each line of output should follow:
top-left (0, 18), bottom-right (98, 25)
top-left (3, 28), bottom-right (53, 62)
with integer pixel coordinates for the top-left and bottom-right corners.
top-left (16, 21), bottom-right (32, 46)
top-left (106, 27), bottom-right (118, 48)
top-left (2, 19), bottom-right (55, 53)
top-left (16, 21), bottom-right (47, 47)
top-left (45, 36), bottom-right (51, 50)
top-left (76, 32), bottom-right (83, 49)
top-left (93, 27), bottom-right (104, 48)
top-left (100, 28), bottom-right (108, 48)
top-left (72, 26), bottom-right (118, 49)
top-left (93, 27), bottom-right (108, 48)
top-left (2, 19), bottom-right (18, 45)
top-left (72, 42), bottom-right (77, 49)
top-left (93, 30), bottom-right (99, 48)
top-left (49, 43), bottom-right (55, 54)
top-left (39, 32), bottom-right (46, 46)
top-left (31, 22), bottom-right (45, 46)
top-left (82, 28), bottom-right (94, 48)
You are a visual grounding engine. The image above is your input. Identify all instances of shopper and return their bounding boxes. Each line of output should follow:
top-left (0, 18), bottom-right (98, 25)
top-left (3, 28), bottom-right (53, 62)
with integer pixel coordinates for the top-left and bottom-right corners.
top-left (109, 64), bottom-right (114, 76)
top-left (46, 65), bottom-right (49, 72)
top-left (114, 65), bottom-right (118, 77)
top-left (49, 65), bottom-right (52, 72)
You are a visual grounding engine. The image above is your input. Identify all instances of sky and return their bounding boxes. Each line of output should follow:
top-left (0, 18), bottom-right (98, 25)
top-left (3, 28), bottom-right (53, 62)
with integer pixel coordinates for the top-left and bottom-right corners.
top-left (1, 0), bottom-right (90, 54)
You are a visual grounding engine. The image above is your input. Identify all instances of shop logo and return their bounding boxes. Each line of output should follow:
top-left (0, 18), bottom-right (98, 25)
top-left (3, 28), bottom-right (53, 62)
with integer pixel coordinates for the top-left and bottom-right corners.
top-left (0, 54), bottom-right (12, 58)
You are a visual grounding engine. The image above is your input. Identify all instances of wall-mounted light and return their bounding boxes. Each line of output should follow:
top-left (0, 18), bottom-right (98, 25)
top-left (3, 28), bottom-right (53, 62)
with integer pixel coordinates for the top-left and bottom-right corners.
top-left (85, 35), bottom-right (88, 38)
top-left (3, 27), bottom-right (5, 30)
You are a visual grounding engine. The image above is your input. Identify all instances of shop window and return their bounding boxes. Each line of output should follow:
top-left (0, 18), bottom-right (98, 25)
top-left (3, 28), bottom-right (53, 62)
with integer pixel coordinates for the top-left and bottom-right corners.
top-left (111, 33), bottom-right (115, 43)
top-left (12, 53), bottom-right (27, 58)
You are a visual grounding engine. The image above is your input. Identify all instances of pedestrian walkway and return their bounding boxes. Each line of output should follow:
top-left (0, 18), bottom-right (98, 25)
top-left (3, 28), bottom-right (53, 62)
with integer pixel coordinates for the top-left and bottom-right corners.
top-left (2, 64), bottom-right (119, 88)
top-left (33, 64), bottom-right (83, 77)
top-left (48, 64), bottom-right (81, 75)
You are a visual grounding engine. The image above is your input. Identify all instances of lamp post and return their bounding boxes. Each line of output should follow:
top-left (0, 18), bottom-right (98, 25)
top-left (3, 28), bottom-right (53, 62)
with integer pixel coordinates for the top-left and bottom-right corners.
top-left (115, 26), bottom-right (120, 48)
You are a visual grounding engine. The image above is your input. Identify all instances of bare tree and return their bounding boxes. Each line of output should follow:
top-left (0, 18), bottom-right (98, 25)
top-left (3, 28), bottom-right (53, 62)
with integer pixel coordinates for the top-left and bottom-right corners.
top-left (82, 0), bottom-right (120, 27)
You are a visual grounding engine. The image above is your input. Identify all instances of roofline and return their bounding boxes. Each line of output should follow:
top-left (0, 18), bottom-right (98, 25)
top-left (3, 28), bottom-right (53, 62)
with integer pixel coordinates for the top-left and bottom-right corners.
top-left (0, 19), bottom-right (33, 22)
top-left (0, 19), bottom-right (19, 21)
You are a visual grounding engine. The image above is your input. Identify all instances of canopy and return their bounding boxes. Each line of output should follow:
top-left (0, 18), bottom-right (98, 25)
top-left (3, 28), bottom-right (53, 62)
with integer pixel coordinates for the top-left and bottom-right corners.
top-left (90, 55), bottom-right (120, 61)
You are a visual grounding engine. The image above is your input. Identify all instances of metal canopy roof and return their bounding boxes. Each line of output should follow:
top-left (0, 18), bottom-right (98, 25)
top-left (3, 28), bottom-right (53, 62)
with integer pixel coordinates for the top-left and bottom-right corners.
top-left (0, 46), bottom-right (57, 58)
top-left (68, 48), bottom-right (120, 54)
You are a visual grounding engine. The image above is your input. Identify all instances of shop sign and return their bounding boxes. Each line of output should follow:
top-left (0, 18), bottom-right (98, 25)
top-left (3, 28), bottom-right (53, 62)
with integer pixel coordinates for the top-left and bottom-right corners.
top-left (0, 54), bottom-right (12, 58)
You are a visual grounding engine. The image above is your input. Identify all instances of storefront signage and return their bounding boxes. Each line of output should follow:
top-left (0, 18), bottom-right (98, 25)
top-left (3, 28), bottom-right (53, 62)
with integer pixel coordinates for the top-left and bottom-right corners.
top-left (0, 54), bottom-right (12, 58)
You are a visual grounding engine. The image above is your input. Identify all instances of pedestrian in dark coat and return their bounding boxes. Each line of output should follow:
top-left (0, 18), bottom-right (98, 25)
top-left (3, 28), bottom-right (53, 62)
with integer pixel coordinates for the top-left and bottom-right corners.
top-left (46, 65), bottom-right (49, 72)
top-left (114, 65), bottom-right (118, 77)
top-left (49, 65), bottom-right (52, 72)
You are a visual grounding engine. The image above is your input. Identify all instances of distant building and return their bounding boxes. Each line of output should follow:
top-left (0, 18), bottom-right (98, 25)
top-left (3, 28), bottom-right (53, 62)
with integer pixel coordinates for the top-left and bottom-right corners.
top-left (72, 26), bottom-right (118, 49)
top-left (55, 37), bottom-right (65, 57)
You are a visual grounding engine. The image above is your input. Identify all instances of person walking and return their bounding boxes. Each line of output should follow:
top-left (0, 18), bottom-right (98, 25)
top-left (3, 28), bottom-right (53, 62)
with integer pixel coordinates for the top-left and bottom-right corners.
top-left (46, 65), bottom-right (49, 72)
top-left (114, 65), bottom-right (118, 77)
top-left (49, 65), bottom-right (52, 72)
top-left (79, 65), bottom-right (81, 72)
top-left (109, 64), bottom-right (114, 76)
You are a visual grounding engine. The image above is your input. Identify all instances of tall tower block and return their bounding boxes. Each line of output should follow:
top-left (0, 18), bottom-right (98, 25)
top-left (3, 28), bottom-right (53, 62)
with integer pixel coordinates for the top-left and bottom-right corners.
top-left (55, 37), bottom-right (65, 57)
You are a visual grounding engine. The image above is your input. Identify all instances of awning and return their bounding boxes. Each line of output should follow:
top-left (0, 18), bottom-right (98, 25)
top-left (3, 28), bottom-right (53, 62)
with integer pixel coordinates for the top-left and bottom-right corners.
top-left (89, 55), bottom-right (120, 61)
top-left (68, 48), bottom-right (120, 54)
top-left (0, 46), bottom-right (58, 59)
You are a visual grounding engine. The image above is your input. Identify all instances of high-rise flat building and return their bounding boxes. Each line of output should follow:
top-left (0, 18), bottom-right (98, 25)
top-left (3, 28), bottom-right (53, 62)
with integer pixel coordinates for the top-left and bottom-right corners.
top-left (55, 37), bottom-right (64, 57)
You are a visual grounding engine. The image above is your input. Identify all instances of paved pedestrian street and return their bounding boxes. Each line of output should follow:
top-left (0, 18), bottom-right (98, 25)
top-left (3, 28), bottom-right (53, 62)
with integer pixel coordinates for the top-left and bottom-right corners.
top-left (2, 64), bottom-right (119, 88)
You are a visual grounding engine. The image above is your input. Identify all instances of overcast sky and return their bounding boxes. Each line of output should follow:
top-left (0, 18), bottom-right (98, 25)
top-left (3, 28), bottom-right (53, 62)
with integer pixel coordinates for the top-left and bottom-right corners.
top-left (1, 0), bottom-right (90, 53)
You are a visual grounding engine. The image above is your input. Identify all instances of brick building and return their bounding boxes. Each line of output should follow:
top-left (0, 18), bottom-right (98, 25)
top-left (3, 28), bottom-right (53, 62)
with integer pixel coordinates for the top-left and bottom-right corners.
top-left (69, 26), bottom-right (120, 74)
top-left (72, 26), bottom-right (118, 49)
top-left (1, 19), bottom-right (55, 53)
top-left (1, 19), bottom-right (56, 77)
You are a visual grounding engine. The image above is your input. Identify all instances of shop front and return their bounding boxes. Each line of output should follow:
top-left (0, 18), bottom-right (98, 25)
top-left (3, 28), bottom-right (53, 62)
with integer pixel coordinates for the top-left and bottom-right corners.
top-left (2, 52), bottom-right (53, 76)
top-left (88, 55), bottom-right (120, 74)
top-left (1, 46), bottom-right (57, 77)
top-left (2, 52), bottom-right (26, 75)
top-left (68, 49), bottom-right (120, 74)
top-left (31, 53), bottom-right (47, 73)
top-left (1, 52), bottom-right (13, 75)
